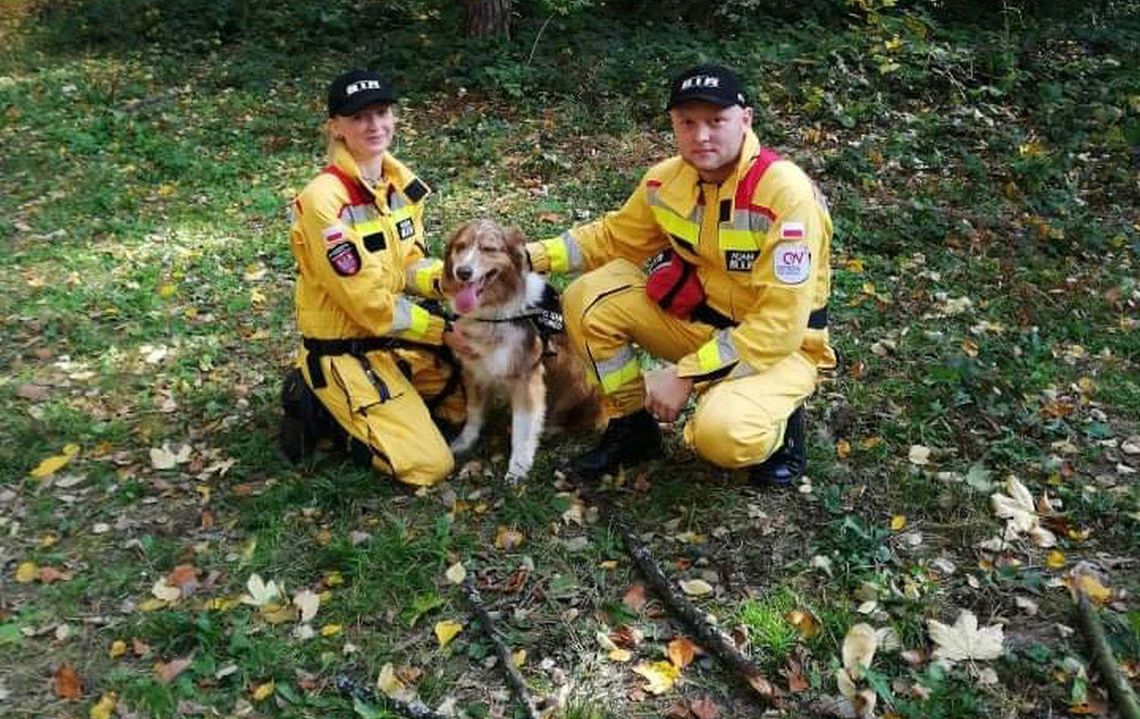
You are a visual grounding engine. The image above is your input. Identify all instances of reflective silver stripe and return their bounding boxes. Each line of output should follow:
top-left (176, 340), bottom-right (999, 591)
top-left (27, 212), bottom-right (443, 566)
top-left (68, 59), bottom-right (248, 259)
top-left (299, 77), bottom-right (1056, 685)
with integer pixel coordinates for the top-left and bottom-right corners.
top-left (645, 186), bottom-right (703, 225)
top-left (713, 329), bottom-right (740, 366)
top-left (388, 190), bottom-right (408, 210)
top-left (727, 207), bottom-right (772, 233)
top-left (561, 231), bottom-right (584, 271)
top-left (342, 204), bottom-right (380, 224)
top-left (594, 345), bottom-right (640, 394)
top-left (390, 296), bottom-right (414, 333)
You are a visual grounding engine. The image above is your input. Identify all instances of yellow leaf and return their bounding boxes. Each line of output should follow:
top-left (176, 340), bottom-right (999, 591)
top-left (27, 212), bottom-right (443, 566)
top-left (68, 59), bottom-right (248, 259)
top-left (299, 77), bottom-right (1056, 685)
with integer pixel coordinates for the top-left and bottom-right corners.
top-left (137, 598), bottom-right (169, 612)
top-left (30, 444), bottom-right (80, 478)
top-left (844, 258), bottom-right (864, 273)
top-left (325, 571), bottom-right (344, 587)
top-left (157, 283), bottom-right (177, 298)
top-left (632, 660), bottom-right (680, 695)
top-left (15, 561), bottom-right (38, 583)
top-left (151, 578), bottom-right (182, 602)
top-left (434, 620), bottom-right (463, 648)
top-left (157, 183), bottom-right (176, 197)
top-left (376, 663), bottom-right (406, 698)
top-left (607, 648), bottom-right (632, 662)
top-left (250, 288), bottom-right (266, 306)
top-left (842, 623), bottom-right (879, 678)
top-left (599, 560), bottom-right (619, 570)
top-left (890, 515), bottom-right (907, 531)
top-left (109, 640), bottom-right (128, 659)
top-left (667, 637), bottom-right (697, 669)
top-left (89, 692), bottom-right (117, 719)
top-left (1045, 550), bottom-right (1066, 569)
top-left (860, 436), bottom-right (884, 450)
top-left (251, 681), bottom-right (275, 701)
top-left (678, 579), bottom-right (713, 597)
top-left (445, 562), bottom-right (467, 585)
top-left (785, 609), bottom-right (821, 639)
top-left (511, 649), bottom-right (526, 667)
top-left (836, 439), bottom-right (851, 458)
top-left (319, 623), bottom-right (342, 637)
top-left (495, 526), bottom-right (525, 551)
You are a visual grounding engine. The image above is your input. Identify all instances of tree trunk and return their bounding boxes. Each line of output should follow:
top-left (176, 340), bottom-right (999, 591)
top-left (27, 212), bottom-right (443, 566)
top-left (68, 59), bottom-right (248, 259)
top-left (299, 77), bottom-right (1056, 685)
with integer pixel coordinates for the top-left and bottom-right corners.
top-left (463, 0), bottom-right (511, 38)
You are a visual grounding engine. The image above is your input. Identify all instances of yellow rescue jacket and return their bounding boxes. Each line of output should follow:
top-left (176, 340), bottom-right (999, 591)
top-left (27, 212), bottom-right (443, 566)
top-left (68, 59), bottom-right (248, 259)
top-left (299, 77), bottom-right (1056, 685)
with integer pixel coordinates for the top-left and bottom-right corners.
top-left (290, 144), bottom-right (446, 345)
top-left (528, 130), bottom-right (835, 381)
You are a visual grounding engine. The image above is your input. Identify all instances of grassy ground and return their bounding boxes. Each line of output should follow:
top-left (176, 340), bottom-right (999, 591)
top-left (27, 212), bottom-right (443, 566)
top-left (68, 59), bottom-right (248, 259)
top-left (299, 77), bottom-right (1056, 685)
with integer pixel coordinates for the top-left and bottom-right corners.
top-left (1, 2), bottom-right (1138, 718)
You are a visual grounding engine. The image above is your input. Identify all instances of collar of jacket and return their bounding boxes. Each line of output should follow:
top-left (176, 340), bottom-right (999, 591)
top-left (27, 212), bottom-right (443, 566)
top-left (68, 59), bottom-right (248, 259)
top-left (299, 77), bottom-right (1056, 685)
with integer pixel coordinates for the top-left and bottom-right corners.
top-left (653, 129), bottom-right (761, 218)
top-left (328, 144), bottom-right (431, 205)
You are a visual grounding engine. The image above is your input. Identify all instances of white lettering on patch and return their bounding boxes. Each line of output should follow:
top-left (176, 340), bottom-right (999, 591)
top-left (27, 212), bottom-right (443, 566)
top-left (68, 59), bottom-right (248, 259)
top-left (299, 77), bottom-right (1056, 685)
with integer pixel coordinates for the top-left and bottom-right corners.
top-left (773, 242), bottom-right (810, 284)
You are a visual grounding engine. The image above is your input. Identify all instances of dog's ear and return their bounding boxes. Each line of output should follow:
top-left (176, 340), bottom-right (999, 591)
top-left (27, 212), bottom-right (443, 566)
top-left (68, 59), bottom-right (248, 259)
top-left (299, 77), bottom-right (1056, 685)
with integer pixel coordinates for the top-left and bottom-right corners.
top-left (441, 222), bottom-right (470, 287)
top-left (504, 225), bottom-right (528, 272)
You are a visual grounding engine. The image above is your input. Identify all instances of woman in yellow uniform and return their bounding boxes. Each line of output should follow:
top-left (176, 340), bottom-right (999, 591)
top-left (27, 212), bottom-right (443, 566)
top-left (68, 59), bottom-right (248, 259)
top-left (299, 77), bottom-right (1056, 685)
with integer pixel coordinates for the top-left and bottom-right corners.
top-left (280, 69), bottom-right (464, 487)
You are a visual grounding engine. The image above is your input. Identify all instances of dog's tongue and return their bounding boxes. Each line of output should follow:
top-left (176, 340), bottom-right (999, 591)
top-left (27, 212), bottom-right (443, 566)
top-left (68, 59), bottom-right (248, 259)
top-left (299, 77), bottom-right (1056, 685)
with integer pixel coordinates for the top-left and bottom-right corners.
top-left (454, 283), bottom-right (478, 314)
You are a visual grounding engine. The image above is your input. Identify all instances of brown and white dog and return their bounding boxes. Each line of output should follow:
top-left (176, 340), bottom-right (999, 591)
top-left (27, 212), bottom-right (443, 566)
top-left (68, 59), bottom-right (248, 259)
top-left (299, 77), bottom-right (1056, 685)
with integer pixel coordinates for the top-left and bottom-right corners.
top-left (440, 219), bottom-right (603, 481)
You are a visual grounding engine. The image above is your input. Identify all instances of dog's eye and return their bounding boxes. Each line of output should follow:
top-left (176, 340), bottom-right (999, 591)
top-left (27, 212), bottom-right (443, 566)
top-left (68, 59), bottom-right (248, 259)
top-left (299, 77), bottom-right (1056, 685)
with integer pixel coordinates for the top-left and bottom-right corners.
top-left (478, 244), bottom-right (501, 253)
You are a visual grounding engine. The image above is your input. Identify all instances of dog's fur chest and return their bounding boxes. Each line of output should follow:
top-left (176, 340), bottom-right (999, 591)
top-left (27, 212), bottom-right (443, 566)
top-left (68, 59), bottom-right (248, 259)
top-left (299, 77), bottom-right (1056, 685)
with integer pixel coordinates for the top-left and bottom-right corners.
top-left (458, 319), bottom-right (541, 383)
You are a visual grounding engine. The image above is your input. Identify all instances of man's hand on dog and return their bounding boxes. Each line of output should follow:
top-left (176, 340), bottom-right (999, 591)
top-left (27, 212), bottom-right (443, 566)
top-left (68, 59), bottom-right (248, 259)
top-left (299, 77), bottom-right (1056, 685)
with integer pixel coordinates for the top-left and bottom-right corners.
top-left (644, 366), bottom-right (693, 423)
top-left (443, 325), bottom-right (480, 359)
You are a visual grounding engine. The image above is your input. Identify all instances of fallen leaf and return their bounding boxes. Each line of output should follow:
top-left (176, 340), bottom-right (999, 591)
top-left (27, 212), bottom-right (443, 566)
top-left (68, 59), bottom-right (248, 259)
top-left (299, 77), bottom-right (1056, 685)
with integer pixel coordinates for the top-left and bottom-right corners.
top-left (151, 578), bottom-right (182, 603)
top-left (608, 648), bottom-right (633, 662)
top-left (836, 439), bottom-right (851, 458)
top-left (622, 584), bottom-right (647, 612)
top-left (842, 623), bottom-right (878, 679)
top-left (167, 565), bottom-right (199, 596)
top-left (154, 656), bottom-right (192, 684)
top-left (908, 445), bottom-right (931, 465)
top-left (89, 692), bottom-right (117, 719)
top-left (434, 620), bottom-right (463, 648)
top-left (633, 661), bottom-right (680, 695)
top-left (251, 680), bottom-right (275, 701)
top-left (377, 663), bottom-right (407, 698)
top-left (319, 623), bottom-right (342, 637)
top-left (1065, 564), bottom-right (1113, 604)
top-left (785, 609), bottom-right (821, 638)
top-left (109, 640), bottom-right (127, 659)
top-left (890, 515), bottom-right (907, 531)
top-left (445, 562), bottom-right (467, 585)
top-left (15, 561), bottom-right (38, 583)
top-left (928, 610), bottom-right (1003, 662)
top-left (53, 663), bottom-right (82, 698)
top-left (149, 443), bottom-right (191, 470)
top-left (293, 589), bottom-right (320, 623)
top-left (1046, 550), bottom-right (1066, 569)
top-left (667, 637), bottom-right (697, 669)
top-left (31, 444), bottom-right (81, 478)
top-left (241, 574), bottom-right (282, 606)
top-left (494, 526), bottom-right (524, 551)
top-left (511, 649), bottom-right (526, 667)
top-left (690, 696), bottom-right (721, 719)
top-left (990, 476), bottom-right (1056, 547)
top-left (679, 579), bottom-right (713, 597)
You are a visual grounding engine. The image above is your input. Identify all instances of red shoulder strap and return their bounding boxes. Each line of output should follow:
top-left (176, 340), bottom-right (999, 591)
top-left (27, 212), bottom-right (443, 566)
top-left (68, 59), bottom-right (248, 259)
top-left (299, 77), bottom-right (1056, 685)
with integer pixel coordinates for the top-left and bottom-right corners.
top-left (733, 147), bottom-right (782, 220)
top-left (322, 164), bottom-right (373, 206)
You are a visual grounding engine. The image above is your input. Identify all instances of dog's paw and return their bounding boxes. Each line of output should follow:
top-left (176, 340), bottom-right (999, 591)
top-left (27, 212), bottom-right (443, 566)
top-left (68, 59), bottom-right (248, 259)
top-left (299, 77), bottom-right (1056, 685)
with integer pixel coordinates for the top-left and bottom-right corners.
top-left (505, 459), bottom-right (532, 484)
top-left (449, 431), bottom-right (478, 455)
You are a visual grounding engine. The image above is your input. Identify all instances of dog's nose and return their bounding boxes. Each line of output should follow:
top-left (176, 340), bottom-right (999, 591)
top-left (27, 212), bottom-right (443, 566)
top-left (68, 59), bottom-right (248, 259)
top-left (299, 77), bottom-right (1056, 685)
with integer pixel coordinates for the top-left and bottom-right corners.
top-left (456, 265), bottom-right (473, 281)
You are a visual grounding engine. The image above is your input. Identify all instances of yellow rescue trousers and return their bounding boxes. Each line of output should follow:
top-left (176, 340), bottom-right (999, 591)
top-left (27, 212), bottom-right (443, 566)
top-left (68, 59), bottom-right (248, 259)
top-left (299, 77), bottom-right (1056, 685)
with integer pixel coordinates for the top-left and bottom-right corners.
top-left (297, 345), bottom-right (464, 487)
top-left (563, 259), bottom-right (818, 469)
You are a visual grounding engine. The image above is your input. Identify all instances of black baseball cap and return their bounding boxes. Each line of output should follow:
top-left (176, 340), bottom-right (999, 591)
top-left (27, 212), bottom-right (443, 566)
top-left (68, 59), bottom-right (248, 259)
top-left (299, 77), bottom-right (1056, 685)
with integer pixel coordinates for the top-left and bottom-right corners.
top-left (327, 69), bottom-right (396, 117)
top-left (665, 64), bottom-right (749, 111)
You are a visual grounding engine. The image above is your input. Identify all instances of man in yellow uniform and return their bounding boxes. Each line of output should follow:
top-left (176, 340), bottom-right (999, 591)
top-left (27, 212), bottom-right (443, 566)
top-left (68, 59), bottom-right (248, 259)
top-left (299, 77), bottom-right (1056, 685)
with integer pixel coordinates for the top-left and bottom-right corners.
top-left (526, 64), bottom-right (835, 485)
top-left (280, 69), bottom-right (464, 487)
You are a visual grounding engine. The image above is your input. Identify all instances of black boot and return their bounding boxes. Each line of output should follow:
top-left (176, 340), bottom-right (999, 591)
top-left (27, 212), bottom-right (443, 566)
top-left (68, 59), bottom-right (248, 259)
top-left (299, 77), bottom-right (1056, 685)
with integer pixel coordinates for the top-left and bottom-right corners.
top-left (279, 368), bottom-right (338, 463)
top-left (571, 408), bottom-right (663, 480)
top-left (750, 406), bottom-right (806, 487)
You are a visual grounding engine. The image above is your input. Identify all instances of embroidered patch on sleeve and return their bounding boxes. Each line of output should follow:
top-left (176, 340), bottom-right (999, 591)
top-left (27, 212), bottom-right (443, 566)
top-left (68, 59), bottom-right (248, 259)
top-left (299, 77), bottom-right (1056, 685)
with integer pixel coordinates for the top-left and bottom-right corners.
top-left (396, 218), bottom-right (415, 240)
top-left (327, 241), bottom-right (362, 276)
top-left (773, 242), bottom-right (811, 284)
top-left (321, 224), bottom-right (346, 246)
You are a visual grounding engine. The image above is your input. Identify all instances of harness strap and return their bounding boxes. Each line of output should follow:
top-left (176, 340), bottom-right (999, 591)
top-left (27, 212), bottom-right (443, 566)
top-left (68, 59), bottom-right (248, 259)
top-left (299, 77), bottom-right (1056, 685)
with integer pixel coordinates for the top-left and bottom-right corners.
top-left (302, 336), bottom-right (402, 388)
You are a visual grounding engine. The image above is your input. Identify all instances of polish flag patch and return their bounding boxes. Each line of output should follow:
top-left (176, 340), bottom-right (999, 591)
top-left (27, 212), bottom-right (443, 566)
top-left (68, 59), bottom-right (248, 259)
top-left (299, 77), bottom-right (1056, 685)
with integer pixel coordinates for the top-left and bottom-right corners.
top-left (773, 242), bottom-right (811, 285)
top-left (780, 222), bottom-right (805, 240)
top-left (322, 224), bottom-right (346, 246)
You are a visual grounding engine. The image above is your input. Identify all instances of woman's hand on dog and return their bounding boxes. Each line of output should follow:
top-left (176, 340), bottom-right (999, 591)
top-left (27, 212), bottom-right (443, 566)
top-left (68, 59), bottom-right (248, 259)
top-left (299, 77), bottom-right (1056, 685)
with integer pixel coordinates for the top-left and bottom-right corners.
top-left (443, 325), bottom-right (480, 359)
top-left (644, 366), bottom-right (693, 423)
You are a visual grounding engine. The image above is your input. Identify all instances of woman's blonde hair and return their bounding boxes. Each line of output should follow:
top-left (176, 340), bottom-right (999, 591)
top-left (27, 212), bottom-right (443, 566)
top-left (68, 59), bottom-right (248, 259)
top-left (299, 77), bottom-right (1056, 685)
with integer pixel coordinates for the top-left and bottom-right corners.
top-left (324, 119), bottom-right (345, 162)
